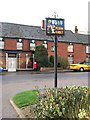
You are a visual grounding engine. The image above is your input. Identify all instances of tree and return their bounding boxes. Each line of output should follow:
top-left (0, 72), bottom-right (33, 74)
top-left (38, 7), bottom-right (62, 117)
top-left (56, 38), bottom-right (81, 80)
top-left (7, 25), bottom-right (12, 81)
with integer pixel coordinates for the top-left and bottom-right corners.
top-left (34, 44), bottom-right (48, 70)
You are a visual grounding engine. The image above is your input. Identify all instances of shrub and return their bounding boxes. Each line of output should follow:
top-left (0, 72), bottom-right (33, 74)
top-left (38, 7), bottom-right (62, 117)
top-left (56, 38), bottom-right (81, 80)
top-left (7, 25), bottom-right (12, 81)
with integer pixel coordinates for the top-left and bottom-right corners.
top-left (48, 60), bottom-right (54, 67)
top-left (34, 44), bottom-right (48, 70)
top-left (34, 86), bottom-right (89, 119)
top-left (48, 55), bottom-right (54, 67)
top-left (49, 55), bottom-right (54, 64)
top-left (57, 62), bottom-right (60, 67)
top-left (60, 58), bottom-right (69, 69)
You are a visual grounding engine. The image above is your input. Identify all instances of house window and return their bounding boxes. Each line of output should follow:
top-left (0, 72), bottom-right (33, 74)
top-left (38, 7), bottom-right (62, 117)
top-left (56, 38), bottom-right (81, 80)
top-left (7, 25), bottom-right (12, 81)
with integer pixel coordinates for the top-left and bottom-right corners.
top-left (17, 53), bottom-right (33, 69)
top-left (0, 38), bottom-right (4, 49)
top-left (0, 53), bottom-right (6, 69)
top-left (30, 40), bottom-right (35, 51)
top-left (86, 56), bottom-right (90, 62)
top-left (17, 39), bottom-right (23, 50)
top-left (17, 53), bottom-right (26, 69)
top-left (26, 54), bottom-right (33, 68)
top-left (68, 43), bottom-right (74, 53)
top-left (43, 41), bottom-right (48, 49)
top-left (86, 45), bottom-right (90, 53)
top-left (51, 46), bottom-right (54, 51)
top-left (68, 55), bottom-right (74, 65)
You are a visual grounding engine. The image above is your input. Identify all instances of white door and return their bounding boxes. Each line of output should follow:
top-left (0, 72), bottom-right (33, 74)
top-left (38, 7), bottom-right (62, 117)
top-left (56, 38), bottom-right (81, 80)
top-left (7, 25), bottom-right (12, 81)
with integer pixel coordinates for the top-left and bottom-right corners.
top-left (8, 58), bottom-right (17, 72)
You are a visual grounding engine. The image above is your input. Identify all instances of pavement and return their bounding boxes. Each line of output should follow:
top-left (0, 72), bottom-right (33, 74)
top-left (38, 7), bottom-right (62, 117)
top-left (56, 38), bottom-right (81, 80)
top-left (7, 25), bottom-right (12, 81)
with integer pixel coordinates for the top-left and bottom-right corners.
top-left (2, 69), bottom-right (72, 75)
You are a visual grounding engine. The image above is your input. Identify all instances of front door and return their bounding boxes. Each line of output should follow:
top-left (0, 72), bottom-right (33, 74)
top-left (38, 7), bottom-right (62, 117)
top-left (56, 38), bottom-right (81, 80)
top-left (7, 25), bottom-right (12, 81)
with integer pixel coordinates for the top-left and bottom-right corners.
top-left (8, 58), bottom-right (17, 72)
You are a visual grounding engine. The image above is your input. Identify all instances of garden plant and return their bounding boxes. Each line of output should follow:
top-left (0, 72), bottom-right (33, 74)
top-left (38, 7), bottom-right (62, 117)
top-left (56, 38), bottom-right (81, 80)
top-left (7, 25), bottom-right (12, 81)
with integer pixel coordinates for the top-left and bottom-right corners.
top-left (34, 86), bottom-right (90, 119)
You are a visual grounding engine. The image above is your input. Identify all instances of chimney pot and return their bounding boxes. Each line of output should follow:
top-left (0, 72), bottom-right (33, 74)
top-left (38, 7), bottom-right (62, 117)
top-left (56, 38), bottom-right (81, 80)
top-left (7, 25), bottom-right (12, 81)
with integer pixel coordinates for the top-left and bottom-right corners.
top-left (75, 26), bottom-right (78, 33)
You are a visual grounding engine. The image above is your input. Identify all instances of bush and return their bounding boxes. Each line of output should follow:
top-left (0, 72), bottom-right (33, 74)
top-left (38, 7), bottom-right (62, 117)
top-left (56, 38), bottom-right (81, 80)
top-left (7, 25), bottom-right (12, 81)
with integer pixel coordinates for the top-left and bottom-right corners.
top-left (34, 86), bottom-right (89, 119)
top-left (60, 58), bottom-right (69, 69)
top-left (34, 44), bottom-right (48, 70)
top-left (47, 55), bottom-right (54, 67)
top-left (48, 61), bottom-right (54, 67)
top-left (50, 55), bottom-right (54, 64)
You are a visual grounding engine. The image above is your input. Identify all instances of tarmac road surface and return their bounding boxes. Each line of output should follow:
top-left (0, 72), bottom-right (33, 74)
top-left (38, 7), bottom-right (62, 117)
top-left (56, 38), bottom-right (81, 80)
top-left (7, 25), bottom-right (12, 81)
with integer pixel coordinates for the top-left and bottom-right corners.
top-left (0, 71), bottom-right (89, 118)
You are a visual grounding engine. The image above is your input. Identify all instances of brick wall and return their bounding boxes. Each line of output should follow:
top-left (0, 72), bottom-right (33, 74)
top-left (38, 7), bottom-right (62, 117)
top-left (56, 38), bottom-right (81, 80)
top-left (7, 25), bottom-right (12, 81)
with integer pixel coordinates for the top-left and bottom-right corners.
top-left (57, 42), bottom-right (67, 59)
top-left (74, 43), bottom-right (86, 63)
top-left (36, 41), bottom-right (43, 46)
top-left (48, 42), bottom-right (68, 63)
top-left (48, 41), bottom-right (54, 57)
top-left (48, 41), bottom-right (87, 63)
top-left (5, 38), bottom-right (17, 50)
top-left (3, 38), bottom-right (89, 65)
top-left (23, 40), bottom-right (29, 51)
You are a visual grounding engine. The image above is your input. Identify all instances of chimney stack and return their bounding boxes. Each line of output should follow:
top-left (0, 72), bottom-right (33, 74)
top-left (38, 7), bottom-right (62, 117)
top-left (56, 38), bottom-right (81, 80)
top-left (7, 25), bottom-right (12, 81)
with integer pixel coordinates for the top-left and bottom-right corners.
top-left (42, 20), bottom-right (46, 29)
top-left (75, 26), bottom-right (78, 33)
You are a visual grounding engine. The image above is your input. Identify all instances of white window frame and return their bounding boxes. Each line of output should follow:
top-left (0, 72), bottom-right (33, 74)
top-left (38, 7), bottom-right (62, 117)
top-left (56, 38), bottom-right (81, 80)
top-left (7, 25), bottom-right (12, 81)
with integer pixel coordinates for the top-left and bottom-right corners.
top-left (51, 46), bottom-right (54, 51)
top-left (30, 40), bottom-right (36, 51)
top-left (86, 56), bottom-right (90, 62)
top-left (43, 41), bottom-right (48, 49)
top-left (0, 38), bottom-right (4, 49)
top-left (86, 45), bottom-right (90, 53)
top-left (68, 43), bottom-right (74, 53)
top-left (17, 39), bottom-right (23, 50)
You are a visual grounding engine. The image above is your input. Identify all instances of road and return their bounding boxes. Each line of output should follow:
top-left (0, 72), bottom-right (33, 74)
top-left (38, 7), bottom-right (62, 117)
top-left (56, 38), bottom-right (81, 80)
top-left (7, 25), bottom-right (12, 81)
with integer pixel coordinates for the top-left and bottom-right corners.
top-left (0, 71), bottom-right (89, 118)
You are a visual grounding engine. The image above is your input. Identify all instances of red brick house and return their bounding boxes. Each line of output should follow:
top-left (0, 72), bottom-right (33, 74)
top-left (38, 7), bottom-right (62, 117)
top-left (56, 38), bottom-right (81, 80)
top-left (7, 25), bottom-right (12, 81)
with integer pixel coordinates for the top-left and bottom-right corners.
top-left (0, 22), bottom-right (90, 71)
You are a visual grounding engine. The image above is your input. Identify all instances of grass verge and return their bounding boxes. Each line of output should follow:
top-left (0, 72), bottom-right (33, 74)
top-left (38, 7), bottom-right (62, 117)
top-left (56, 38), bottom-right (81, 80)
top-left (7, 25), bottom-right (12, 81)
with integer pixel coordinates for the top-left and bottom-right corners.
top-left (13, 90), bottom-right (39, 108)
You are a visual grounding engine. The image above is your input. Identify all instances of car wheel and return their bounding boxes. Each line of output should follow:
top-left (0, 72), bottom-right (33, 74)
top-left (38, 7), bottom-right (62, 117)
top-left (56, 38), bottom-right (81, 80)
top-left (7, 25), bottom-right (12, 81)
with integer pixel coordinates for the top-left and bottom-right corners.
top-left (80, 67), bottom-right (84, 72)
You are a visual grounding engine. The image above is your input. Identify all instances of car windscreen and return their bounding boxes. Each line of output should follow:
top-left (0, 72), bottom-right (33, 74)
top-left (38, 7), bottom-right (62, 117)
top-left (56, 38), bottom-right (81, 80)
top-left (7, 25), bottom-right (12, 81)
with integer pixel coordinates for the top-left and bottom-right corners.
top-left (76, 62), bottom-right (84, 64)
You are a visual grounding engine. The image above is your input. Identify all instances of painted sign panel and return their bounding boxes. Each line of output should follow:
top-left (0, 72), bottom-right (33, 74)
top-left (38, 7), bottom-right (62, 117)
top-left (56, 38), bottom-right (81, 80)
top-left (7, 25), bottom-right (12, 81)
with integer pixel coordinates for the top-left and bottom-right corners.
top-left (46, 18), bottom-right (64, 35)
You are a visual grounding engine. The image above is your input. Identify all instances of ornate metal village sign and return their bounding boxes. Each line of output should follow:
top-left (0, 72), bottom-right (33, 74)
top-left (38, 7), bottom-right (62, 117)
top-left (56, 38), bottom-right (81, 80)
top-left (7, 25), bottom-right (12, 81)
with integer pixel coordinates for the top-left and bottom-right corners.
top-left (46, 17), bottom-right (65, 88)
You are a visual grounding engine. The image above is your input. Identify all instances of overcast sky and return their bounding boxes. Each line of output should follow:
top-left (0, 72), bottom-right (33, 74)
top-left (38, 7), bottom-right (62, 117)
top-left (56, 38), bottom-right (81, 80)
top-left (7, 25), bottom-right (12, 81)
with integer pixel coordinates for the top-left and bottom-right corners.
top-left (0, 0), bottom-right (89, 34)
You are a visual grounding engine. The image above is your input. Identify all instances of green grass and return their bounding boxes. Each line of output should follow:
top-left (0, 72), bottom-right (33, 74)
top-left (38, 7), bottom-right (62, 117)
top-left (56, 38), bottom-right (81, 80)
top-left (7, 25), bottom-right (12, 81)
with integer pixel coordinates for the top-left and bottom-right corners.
top-left (13, 90), bottom-right (39, 108)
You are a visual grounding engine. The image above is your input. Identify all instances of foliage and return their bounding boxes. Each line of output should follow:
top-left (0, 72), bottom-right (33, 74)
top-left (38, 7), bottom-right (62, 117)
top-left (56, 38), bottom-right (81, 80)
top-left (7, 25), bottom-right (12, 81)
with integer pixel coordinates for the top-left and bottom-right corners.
top-left (13, 90), bottom-right (39, 108)
top-left (34, 86), bottom-right (90, 119)
top-left (48, 60), bottom-right (54, 67)
top-left (47, 55), bottom-right (54, 67)
top-left (50, 55), bottom-right (54, 65)
top-left (48, 27), bottom-right (52, 33)
top-left (60, 58), bottom-right (69, 69)
top-left (34, 44), bottom-right (48, 70)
